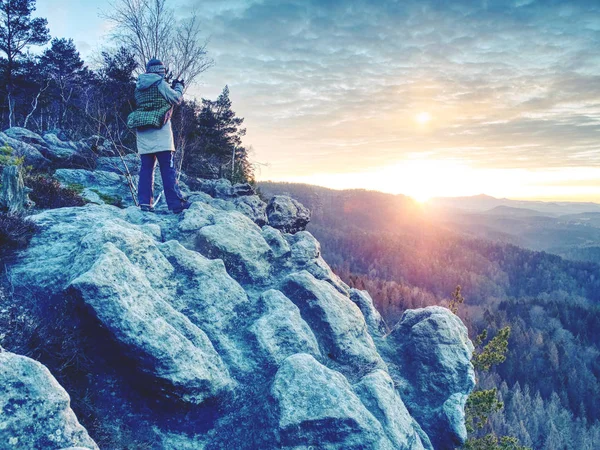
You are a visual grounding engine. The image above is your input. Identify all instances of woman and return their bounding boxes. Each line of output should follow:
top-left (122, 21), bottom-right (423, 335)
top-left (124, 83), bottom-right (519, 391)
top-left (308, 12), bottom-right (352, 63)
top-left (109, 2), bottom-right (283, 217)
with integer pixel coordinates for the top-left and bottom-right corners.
top-left (127, 58), bottom-right (191, 213)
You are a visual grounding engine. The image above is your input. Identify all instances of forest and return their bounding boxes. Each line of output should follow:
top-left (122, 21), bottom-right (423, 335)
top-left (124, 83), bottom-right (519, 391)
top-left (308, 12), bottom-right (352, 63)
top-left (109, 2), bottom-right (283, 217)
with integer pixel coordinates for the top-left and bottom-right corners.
top-left (260, 181), bottom-right (600, 449)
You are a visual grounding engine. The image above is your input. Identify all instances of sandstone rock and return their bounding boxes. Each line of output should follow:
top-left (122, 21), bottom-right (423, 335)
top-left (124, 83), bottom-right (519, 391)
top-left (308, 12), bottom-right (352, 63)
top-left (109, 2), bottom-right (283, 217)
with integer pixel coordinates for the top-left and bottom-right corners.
top-left (4, 127), bottom-right (47, 147)
top-left (0, 131), bottom-right (49, 168)
top-left (78, 135), bottom-right (111, 155)
top-left (158, 240), bottom-right (251, 373)
top-left (250, 290), bottom-right (320, 365)
top-left (288, 230), bottom-right (320, 263)
top-left (96, 154), bottom-right (140, 176)
top-left (231, 182), bottom-right (255, 197)
top-left (39, 133), bottom-right (92, 168)
top-left (178, 202), bottom-right (217, 232)
top-left (261, 225), bottom-right (291, 258)
top-left (10, 205), bottom-right (131, 293)
top-left (186, 210), bottom-right (273, 284)
top-left (0, 349), bottom-right (98, 450)
top-left (72, 220), bottom-right (175, 296)
top-left (188, 178), bottom-right (256, 199)
top-left (280, 271), bottom-right (384, 370)
top-left (271, 353), bottom-right (389, 449)
top-left (190, 178), bottom-right (233, 198)
top-left (354, 370), bottom-right (431, 450)
top-left (0, 165), bottom-right (32, 213)
top-left (232, 195), bottom-right (267, 225)
top-left (286, 231), bottom-right (350, 295)
top-left (54, 169), bottom-right (132, 205)
top-left (387, 306), bottom-right (476, 450)
top-left (267, 195), bottom-right (310, 233)
top-left (349, 289), bottom-right (387, 339)
top-left (187, 191), bottom-right (214, 204)
top-left (43, 133), bottom-right (78, 151)
top-left (0, 157), bottom-right (477, 450)
top-left (69, 243), bottom-right (234, 404)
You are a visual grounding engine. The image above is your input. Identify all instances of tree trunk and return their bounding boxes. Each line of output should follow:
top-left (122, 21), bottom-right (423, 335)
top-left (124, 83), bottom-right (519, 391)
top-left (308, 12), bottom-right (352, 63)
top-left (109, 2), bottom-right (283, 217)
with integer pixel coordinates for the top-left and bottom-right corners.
top-left (0, 165), bottom-right (32, 214)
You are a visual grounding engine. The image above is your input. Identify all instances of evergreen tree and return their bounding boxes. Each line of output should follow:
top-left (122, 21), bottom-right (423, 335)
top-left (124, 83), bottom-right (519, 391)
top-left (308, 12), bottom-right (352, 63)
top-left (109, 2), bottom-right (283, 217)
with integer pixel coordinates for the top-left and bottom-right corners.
top-left (183, 85), bottom-right (253, 183)
top-left (0, 0), bottom-right (49, 126)
top-left (100, 46), bottom-right (137, 83)
top-left (39, 38), bottom-right (86, 129)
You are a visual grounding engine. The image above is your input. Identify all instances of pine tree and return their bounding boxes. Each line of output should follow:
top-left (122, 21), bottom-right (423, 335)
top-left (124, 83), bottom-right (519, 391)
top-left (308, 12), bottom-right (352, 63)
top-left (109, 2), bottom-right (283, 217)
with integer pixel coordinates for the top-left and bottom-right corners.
top-left (183, 85), bottom-right (253, 183)
top-left (100, 46), bottom-right (137, 83)
top-left (0, 0), bottom-right (49, 127)
top-left (39, 38), bottom-right (86, 129)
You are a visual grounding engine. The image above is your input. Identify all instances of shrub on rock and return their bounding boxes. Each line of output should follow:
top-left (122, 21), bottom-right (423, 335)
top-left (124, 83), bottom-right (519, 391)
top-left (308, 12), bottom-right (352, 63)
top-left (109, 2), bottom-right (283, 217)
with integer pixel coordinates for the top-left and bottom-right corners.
top-left (25, 174), bottom-right (87, 209)
top-left (0, 212), bottom-right (38, 257)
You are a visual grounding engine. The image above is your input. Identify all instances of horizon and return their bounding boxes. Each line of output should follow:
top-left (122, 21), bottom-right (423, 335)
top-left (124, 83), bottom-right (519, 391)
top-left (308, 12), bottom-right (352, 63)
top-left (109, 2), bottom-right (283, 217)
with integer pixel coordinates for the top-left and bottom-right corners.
top-left (259, 179), bottom-right (600, 205)
top-left (38, 0), bottom-right (600, 203)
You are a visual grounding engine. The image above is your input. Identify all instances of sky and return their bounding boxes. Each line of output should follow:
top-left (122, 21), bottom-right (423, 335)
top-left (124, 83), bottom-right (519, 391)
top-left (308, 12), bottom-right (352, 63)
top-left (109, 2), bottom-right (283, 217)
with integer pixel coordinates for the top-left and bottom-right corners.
top-left (35, 0), bottom-right (600, 202)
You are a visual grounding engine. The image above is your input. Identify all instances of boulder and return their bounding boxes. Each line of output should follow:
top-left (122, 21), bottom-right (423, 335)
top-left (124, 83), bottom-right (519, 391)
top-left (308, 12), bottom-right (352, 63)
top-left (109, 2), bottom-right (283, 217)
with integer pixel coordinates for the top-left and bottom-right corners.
top-left (178, 202), bottom-right (217, 232)
top-left (261, 225), bottom-right (291, 258)
top-left (2, 176), bottom-right (477, 449)
top-left (184, 210), bottom-right (273, 284)
top-left (158, 240), bottom-right (251, 373)
top-left (232, 195), bottom-right (267, 225)
top-left (288, 231), bottom-right (320, 263)
top-left (0, 131), bottom-right (49, 169)
top-left (280, 271), bottom-right (384, 370)
top-left (96, 154), bottom-right (140, 176)
top-left (68, 243), bottom-right (234, 404)
top-left (349, 289), bottom-right (387, 339)
top-left (286, 231), bottom-right (350, 295)
top-left (271, 353), bottom-right (389, 449)
top-left (4, 127), bottom-right (47, 147)
top-left (188, 178), bottom-right (256, 199)
top-left (0, 349), bottom-right (98, 450)
top-left (386, 306), bottom-right (476, 450)
top-left (267, 195), bottom-right (310, 233)
top-left (54, 169), bottom-right (132, 206)
top-left (250, 290), bottom-right (320, 365)
top-left (40, 133), bottom-right (92, 168)
top-left (354, 370), bottom-right (431, 450)
top-left (191, 178), bottom-right (233, 198)
top-left (43, 133), bottom-right (78, 151)
top-left (0, 165), bottom-right (33, 213)
top-left (78, 135), bottom-right (116, 157)
top-left (10, 205), bottom-right (132, 293)
top-left (231, 182), bottom-right (255, 197)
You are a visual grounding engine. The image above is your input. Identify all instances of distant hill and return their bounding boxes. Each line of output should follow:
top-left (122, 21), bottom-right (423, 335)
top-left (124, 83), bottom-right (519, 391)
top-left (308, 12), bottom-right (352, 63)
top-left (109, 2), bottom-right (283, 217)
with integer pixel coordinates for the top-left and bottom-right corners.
top-left (482, 205), bottom-right (555, 218)
top-left (429, 194), bottom-right (600, 216)
top-left (259, 182), bottom-right (600, 263)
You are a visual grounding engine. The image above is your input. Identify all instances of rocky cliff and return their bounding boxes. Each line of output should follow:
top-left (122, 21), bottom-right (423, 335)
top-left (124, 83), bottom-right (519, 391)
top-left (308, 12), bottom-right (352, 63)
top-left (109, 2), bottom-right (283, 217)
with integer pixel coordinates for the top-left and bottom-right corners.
top-left (0, 128), bottom-right (475, 450)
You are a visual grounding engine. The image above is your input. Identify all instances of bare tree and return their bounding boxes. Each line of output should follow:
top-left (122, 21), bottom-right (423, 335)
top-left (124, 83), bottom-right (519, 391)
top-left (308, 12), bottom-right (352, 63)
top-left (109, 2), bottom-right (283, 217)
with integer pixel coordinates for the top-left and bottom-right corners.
top-left (23, 79), bottom-right (49, 128)
top-left (103, 0), bottom-right (213, 90)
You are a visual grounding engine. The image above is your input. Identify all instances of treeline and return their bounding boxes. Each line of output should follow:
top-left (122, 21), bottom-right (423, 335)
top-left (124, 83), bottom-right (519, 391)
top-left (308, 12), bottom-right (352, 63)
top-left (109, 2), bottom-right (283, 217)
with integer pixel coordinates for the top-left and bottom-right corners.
top-left (484, 377), bottom-right (600, 450)
top-left (0, 0), bottom-right (253, 182)
top-left (260, 181), bottom-right (600, 449)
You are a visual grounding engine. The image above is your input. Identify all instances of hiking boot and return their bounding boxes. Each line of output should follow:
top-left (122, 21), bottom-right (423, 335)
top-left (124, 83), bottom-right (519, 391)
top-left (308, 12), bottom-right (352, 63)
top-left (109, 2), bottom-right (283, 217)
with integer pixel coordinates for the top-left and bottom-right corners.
top-left (140, 204), bottom-right (155, 213)
top-left (172, 201), bottom-right (191, 214)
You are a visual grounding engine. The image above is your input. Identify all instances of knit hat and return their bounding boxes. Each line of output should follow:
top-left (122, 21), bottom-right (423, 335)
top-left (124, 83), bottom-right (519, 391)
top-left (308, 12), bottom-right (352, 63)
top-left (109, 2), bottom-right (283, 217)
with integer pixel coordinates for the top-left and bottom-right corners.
top-left (146, 58), bottom-right (166, 75)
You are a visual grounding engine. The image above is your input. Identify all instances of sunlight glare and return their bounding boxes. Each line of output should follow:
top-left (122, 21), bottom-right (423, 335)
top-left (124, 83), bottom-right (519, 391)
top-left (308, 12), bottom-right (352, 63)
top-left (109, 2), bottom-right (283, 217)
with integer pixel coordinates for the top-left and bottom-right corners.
top-left (416, 112), bottom-right (431, 124)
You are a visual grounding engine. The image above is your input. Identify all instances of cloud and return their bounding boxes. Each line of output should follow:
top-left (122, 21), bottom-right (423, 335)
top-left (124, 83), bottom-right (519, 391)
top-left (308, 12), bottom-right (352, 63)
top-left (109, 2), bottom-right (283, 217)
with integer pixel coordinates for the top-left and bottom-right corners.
top-left (180, 0), bottom-right (600, 182)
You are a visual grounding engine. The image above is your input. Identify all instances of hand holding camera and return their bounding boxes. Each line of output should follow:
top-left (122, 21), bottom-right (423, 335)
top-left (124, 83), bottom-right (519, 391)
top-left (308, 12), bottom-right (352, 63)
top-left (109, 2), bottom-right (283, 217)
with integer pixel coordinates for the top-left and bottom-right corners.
top-left (171, 79), bottom-right (185, 89)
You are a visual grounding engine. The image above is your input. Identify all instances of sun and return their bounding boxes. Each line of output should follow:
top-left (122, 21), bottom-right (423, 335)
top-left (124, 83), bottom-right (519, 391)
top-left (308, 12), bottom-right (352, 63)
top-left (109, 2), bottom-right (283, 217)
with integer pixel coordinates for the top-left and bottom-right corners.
top-left (416, 112), bottom-right (431, 125)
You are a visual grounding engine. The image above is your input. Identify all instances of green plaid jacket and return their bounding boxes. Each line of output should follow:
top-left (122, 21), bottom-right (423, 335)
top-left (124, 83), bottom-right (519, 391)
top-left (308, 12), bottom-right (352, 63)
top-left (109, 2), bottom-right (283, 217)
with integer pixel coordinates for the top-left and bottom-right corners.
top-left (127, 83), bottom-right (173, 129)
